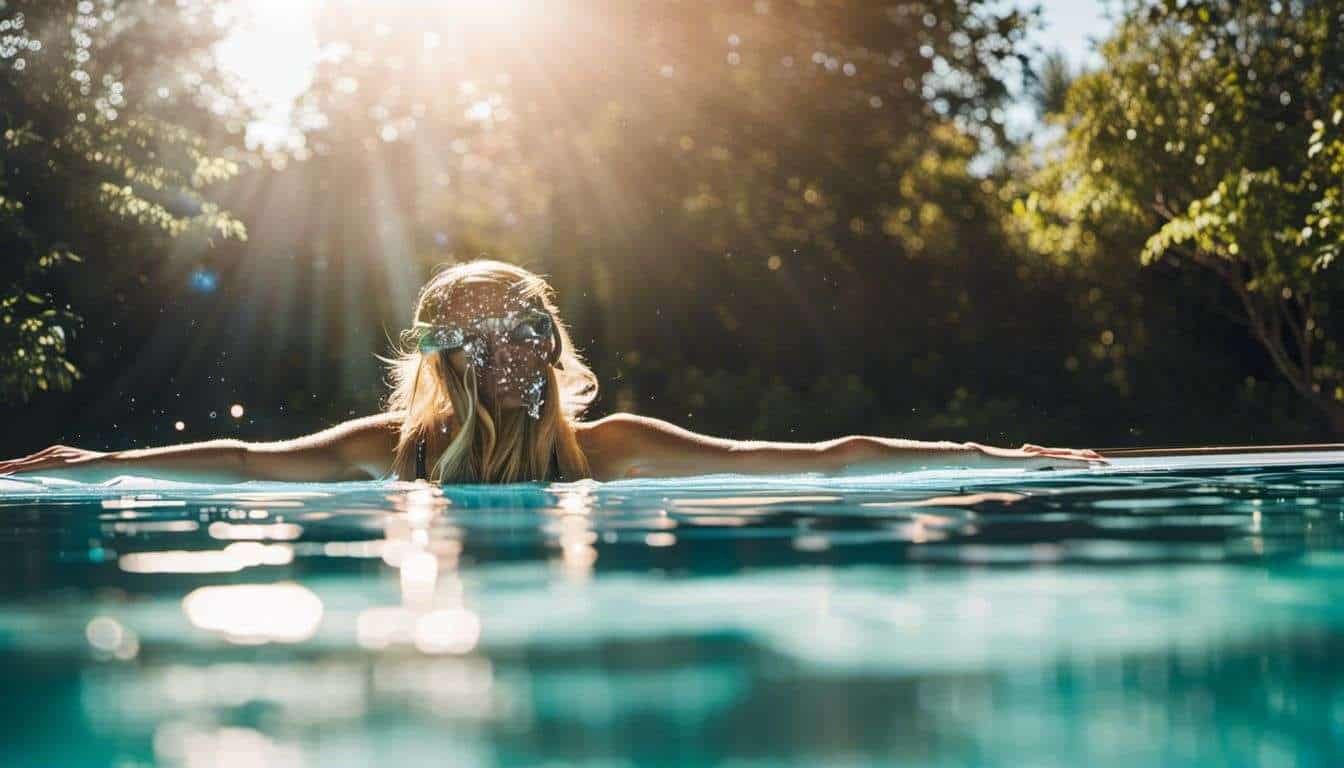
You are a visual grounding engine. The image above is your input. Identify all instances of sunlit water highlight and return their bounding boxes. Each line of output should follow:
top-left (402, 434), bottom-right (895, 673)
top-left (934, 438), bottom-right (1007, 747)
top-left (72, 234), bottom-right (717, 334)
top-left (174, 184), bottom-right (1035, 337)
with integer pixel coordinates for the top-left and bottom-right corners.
top-left (2, 453), bottom-right (1344, 766)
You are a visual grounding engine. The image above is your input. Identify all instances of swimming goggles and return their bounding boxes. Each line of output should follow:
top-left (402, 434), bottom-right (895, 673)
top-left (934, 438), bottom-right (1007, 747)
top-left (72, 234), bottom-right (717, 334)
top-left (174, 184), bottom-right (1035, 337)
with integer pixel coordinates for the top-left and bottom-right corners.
top-left (413, 308), bottom-right (561, 365)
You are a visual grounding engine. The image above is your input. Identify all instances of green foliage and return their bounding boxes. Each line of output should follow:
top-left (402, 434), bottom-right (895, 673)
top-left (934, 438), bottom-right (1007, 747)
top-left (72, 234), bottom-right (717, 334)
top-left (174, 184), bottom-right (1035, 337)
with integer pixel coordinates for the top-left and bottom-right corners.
top-left (1027, 50), bottom-right (1075, 118)
top-left (649, 365), bottom-right (881, 440)
top-left (260, 0), bottom-right (1046, 438)
top-left (1014, 0), bottom-right (1344, 428)
top-left (0, 0), bottom-right (245, 402)
top-left (1305, 102), bottom-right (1344, 276)
top-left (0, 0), bottom-right (1327, 448)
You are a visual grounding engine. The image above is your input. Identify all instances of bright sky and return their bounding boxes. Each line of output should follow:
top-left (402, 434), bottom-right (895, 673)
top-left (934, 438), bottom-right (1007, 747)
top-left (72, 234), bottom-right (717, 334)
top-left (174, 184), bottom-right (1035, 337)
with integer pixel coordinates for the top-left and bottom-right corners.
top-left (213, 0), bottom-right (320, 151)
top-left (215, 0), bottom-right (1116, 151)
top-left (994, 0), bottom-right (1111, 139)
top-left (1030, 0), bottom-right (1111, 69)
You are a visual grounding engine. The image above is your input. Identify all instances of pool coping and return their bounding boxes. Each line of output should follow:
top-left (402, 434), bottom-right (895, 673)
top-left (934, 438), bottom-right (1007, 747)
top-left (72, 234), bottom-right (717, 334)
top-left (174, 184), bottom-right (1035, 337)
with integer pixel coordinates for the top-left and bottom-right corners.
top-left (1100, 443), bottom-right (1344, 458)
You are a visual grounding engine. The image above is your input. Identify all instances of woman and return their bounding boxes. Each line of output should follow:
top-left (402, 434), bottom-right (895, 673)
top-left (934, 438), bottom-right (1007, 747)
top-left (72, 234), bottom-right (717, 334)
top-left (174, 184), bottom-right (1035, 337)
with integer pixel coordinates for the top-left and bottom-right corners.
top-left (0, 260), bottom-right (1103, 484)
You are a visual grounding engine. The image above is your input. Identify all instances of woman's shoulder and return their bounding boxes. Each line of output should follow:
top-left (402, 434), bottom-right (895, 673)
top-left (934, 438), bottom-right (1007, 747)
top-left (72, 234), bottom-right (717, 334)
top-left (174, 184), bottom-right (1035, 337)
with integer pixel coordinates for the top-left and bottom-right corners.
top-left (572, 413), bottom-right (729, 479)
top-left (330, 411), bottom-right (404, 440)
top-left (574, 412), bottom-right (727, 442)
top-left (572, 412), bottom-right (682, 444)
top-left (319, 412), bottom-right (404, 473)
top-left (572, 414), bottom-right (651, 480)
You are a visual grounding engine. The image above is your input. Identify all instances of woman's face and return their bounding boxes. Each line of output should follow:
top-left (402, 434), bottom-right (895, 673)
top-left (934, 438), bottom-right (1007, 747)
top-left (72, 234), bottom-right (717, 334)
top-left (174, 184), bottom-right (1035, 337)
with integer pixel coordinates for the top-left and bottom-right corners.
top-left (423, 283), bottom-right (556, 415)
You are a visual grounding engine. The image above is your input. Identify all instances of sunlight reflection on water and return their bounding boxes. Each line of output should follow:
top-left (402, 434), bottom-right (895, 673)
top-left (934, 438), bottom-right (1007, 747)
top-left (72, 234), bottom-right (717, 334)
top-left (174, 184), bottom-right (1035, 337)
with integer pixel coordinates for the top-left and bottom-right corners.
top-left (3, 453), bottom-right (1344, 766)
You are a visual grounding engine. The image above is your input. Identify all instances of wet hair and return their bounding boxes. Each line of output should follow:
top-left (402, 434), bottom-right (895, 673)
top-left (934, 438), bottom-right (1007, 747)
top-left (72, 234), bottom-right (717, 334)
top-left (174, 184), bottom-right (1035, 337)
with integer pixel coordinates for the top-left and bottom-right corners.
top-left (382, 260), bottom-right (596, 483)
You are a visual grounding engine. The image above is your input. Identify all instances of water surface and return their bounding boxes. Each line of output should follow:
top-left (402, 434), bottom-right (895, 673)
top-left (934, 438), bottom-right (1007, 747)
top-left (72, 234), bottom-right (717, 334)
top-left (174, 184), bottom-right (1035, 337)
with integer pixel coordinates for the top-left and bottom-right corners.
top-left (2, 453), bottom-right (1343, 767)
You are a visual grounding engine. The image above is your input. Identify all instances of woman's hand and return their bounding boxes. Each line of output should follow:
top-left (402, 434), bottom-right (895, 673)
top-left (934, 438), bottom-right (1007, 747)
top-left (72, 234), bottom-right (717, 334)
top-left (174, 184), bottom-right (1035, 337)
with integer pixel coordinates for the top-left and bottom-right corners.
top-left (0, 445), bottom-right (110, 477)
top-left (964, 442), bottom-right (1106, 470)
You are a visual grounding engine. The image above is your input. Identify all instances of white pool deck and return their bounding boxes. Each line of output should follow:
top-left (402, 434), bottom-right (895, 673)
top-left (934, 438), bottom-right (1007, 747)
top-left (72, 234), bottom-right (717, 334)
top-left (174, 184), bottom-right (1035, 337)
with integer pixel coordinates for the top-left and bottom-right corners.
top-left (1096, 444), bottom-right (1344, 472)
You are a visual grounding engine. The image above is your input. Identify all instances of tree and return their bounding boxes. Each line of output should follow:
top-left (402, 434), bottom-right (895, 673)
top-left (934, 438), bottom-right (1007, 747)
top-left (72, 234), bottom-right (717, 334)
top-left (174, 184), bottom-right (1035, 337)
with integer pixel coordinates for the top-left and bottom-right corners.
top-left (1027, 50), bottom-right (1075, 119)
top-left (260, 0), bottom-right (1042, 437)
top-left (0, 0), bottom-right (245, 402)
top-left (1013, 0), bottom-right (1344, 432)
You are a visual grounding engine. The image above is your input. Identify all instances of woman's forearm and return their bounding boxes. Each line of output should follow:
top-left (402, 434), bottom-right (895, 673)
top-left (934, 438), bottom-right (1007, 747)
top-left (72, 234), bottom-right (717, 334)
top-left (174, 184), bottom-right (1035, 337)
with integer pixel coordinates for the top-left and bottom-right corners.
top-left (2, 415), bottom-right (396, 484)
top-left (34, 440), bottom-right (253, 483)
top-left (831, 437), bottom-right (985, 474)
top-left (27, 438), bottom-right (354, 483)
top-left (834, 436), bottom-right (1099, 473)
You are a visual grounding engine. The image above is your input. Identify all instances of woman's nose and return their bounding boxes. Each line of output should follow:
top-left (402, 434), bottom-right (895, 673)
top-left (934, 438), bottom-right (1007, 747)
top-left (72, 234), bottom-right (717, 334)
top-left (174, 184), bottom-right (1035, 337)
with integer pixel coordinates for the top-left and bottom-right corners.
top-left (491, 342), bottom-right (522, 367)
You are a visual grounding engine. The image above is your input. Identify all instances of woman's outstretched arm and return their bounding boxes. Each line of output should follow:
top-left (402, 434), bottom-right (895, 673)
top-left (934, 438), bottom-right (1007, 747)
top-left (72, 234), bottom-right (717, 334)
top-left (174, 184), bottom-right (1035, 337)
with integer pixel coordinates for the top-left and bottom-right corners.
top-left (575, 413), bottom-right (1104, 480)
top-left (0, 413), bottom-right (400, 483)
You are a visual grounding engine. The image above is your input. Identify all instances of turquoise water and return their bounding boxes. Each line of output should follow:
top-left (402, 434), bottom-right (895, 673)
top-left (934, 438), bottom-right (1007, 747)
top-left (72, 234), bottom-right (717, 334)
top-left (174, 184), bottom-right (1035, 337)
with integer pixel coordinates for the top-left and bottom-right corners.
top-left (2, 452), bottom-right (1344, 767)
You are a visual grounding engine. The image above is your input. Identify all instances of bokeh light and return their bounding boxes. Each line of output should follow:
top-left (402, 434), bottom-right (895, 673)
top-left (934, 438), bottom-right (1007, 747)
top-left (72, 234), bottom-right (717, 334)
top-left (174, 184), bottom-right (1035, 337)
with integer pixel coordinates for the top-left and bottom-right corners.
top-left (182, 583), bottom-right (324, 644)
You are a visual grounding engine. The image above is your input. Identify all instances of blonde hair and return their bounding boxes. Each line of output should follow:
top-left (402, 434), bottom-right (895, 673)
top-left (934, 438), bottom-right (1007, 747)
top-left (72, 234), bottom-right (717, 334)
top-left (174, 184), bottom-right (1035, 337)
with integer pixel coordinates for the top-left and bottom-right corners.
top-left (383, 260), bottom-right (597, 483)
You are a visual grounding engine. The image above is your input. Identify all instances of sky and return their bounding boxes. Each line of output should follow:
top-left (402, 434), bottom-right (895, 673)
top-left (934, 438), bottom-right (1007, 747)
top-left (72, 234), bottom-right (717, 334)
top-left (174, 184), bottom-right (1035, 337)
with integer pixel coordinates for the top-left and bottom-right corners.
top-left (214, 0), bottom-right (1117, 151)
top-left (995, 0), bottom-right (1111, 139)
top-left (1030, 0), bottom-right (1112, 69)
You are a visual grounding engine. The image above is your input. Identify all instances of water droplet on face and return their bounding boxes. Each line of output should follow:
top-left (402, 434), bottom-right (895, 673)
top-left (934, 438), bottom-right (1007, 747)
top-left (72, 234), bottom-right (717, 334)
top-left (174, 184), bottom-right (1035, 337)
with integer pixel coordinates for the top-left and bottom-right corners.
top-left (523, 375), bottom-right (546, 420)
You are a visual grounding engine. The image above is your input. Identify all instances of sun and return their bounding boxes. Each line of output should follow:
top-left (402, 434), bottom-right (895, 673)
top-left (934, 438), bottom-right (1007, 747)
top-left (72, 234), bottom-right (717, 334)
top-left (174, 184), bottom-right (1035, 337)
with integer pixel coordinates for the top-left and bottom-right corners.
top-left (212, 0), bottom-right (542, 151)
top-left (213, 0), bottom-right (322, 151)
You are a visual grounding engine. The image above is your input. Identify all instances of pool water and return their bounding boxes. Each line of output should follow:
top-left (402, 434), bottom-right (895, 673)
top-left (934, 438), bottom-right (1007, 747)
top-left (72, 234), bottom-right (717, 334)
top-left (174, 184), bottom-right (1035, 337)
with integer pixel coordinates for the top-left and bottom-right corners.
top-left (2, 452), bottom-right (1344, 767)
